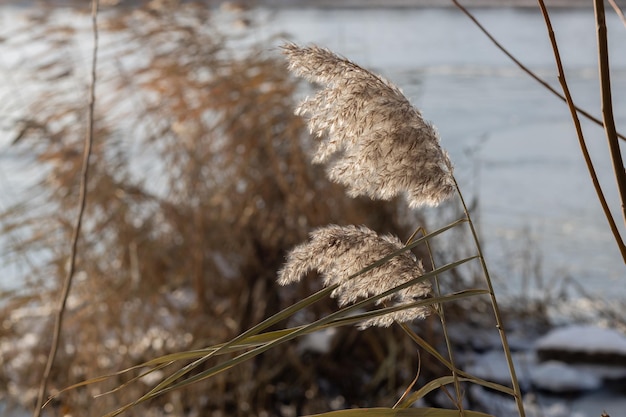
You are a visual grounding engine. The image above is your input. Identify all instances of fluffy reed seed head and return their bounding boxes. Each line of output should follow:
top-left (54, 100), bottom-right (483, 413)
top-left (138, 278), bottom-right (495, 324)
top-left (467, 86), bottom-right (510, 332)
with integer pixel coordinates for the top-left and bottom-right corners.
top-left (282, 43), bottom-right (455, 208)
top-left (277, 224), bottom-right (432, 328)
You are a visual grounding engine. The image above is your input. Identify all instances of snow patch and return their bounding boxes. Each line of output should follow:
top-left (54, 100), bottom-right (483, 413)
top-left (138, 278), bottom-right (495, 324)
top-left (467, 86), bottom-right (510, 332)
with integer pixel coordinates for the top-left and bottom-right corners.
top-left (535, 325), bottom-right (626, 354)
top-left (469, 385), bottom-right (587, 417)
top-left (297, 328), bottom-right (337, 354)
top-left (530, 361), bottom-right (601, 393)
top-left (465, 349), bottom-right (535, 389)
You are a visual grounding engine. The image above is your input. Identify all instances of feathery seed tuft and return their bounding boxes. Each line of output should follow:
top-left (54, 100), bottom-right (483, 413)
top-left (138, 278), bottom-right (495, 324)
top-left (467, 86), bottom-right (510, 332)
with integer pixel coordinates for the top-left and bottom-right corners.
top-left (282, 43), bottom-right (455, 208)
top-left (277, 224), bottom-right (432, 328)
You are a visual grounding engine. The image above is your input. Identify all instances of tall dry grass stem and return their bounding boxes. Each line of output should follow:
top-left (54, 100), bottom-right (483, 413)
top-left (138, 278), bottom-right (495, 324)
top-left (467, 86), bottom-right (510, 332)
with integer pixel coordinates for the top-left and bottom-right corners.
top-left (453, 177), bottom-right (526, 417)
top-left (405, 228), bottom-right (464, 413)
top-left (608, 0), bottom-right (626, 28)
top-left (394, 323), bottom-right (516, 403)
top-left (453, 0), bottom-right (626, 263)
top-left (593, 0), bottom-right (626, 229)
top-left (536, 0), bottom-right (626, 263)
top-left (451, 0), bottom-right (626, 142)
top-left (33, 1), bottom-right (99, 416)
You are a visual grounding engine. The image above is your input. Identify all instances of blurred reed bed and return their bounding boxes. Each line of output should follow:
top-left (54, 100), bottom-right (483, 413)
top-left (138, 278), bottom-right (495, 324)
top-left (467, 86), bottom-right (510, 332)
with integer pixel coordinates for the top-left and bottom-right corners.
top-left (0, 2), bottom-right (459, 416)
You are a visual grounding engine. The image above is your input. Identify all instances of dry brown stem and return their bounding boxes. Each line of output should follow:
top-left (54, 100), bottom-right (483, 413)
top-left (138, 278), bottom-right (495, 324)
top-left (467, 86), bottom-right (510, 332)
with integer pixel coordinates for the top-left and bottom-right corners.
top-left (535, 0), bottom-right (626, 263)
top-left (608, 0), bottom-right (626, 28)
top-left (33, 1), bottom-right (99, 416)
top-left (594, 0), bottom-right (626, 231)
top-left (451, 0), bottom-right (626, 142)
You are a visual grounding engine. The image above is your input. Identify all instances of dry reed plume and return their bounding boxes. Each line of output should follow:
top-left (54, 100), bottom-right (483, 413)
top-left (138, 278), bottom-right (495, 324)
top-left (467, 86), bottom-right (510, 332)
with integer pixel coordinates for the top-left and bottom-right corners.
top-left (282, 43), bottom-right (455, 209)
top-left (278, 44), bottom-right (526, 416)
top-left (278, 224), bottom-right (431, 328)
top-left (278, 43), bottom-right (451, 329)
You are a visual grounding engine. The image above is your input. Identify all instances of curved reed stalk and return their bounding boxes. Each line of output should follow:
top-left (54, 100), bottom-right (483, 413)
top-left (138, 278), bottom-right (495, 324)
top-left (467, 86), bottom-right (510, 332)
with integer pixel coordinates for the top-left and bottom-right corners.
top-left (535, 0), bottom-right (626, 263)
top-left (608, 0), bottom-right (626, 28)
top-left (453, 178), bottom-right (525, 416)
top-left (454, 0), bottom-right (626, 263)
top-left (405, 227), bottom-right (464, 413)
top-left (33, 1), bottom-right (99, 416)
top-left (451, 0), bottom-right (626, 142)
top-left (593, 0), bottom-right (626, 229)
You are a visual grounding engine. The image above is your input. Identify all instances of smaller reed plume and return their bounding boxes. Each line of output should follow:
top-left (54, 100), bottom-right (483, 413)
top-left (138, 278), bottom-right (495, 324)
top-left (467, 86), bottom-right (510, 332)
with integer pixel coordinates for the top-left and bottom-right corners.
top-left (282, 43), bottom-right (455, 208)
top-left (277, 224), bottom-right (432, 328)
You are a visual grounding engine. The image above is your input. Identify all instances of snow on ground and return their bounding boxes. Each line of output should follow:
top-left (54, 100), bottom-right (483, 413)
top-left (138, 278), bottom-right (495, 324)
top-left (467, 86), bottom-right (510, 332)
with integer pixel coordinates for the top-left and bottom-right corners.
top-left (446, 322), bottom-right (504, 352)
top-left (0, 399), bottom-right (28, 417)
top-left (534, 325), bottom-right (626, 355)
top-left (470, 385), bottom-right (587, 417)
top-left (529, 361), bottom-right (602, 393)
top-left (296, 328), bottom-right (338, 354)
top-left (464, 324), bottom-right (626, 416)
top-left (465, 349), bottom-right (534, 390)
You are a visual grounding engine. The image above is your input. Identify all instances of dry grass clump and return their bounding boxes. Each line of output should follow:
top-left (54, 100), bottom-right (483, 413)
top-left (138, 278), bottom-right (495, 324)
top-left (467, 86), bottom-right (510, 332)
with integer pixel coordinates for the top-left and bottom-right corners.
top-left (0, 1), bottom-right (432, 415)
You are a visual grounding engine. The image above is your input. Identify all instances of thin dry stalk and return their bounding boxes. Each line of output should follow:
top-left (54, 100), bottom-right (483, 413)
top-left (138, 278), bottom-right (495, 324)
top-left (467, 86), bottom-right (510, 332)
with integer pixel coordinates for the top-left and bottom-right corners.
top-left (33, 1), bottom-right (99, 415)
top-left (451, 0), bottom-right (626, 142)
top-left (594, 0), bottom-right (626, 229)
top-left (452, 177), bottom-right (526, 417)
top-left (536, 0), bottom-right (626, 263)
top-left (408, 228), bottom-right (464, 413)
top-left (393, 350), bottom-right (421, 408)
top-left (608, 0), bottom-right (626, 28)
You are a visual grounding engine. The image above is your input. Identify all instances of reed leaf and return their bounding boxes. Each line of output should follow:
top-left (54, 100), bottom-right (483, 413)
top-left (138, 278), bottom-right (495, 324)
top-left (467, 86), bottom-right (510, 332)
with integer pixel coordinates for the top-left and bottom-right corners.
top-left (302, 407), bottom-right (494, 417)
top-left (103, 256), bottom-right (477, 416)
top-left (396, 374), bottom-right (515, 410)
top-left (53, 219), bottom-right (472, 409)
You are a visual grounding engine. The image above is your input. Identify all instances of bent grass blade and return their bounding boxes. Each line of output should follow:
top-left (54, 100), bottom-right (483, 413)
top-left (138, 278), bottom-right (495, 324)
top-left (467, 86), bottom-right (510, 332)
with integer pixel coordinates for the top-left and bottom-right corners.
top-left (63, 218), bottom-right (469, 409)
top-left (103, 256), bottom-right (478, 416)
top-left (302, 407), bottom-right (494, 417)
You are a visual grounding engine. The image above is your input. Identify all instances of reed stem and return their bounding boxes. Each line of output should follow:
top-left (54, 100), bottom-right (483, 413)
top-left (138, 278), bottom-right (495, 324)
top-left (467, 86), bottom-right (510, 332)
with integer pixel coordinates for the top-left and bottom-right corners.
top-left (536, 0), bottom-right (626, 263)
top-left (451, 0), bottom-right (626, 142)
top-left (594, 0), bottom-right (626, 230)
top-left (407, 228), bottom-right (465, 413)
top-left (33, 1), bottom-right (99, 416)
top-left (453, 177), bottom-right (526, 417)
